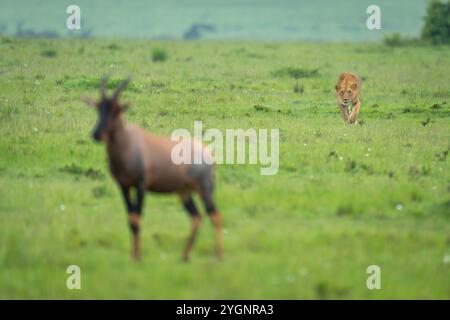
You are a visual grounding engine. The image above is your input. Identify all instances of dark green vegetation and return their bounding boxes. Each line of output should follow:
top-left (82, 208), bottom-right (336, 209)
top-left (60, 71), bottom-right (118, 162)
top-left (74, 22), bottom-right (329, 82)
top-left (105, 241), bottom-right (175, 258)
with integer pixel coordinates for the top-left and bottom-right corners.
top-left (422, 0), bottom-right (450, 44)
top-left (151, 47), bottom-right (168, 62)
top-left (0, 38), bottom-right (449, 298)
top-left (384, 0), bottom-right (450, 47)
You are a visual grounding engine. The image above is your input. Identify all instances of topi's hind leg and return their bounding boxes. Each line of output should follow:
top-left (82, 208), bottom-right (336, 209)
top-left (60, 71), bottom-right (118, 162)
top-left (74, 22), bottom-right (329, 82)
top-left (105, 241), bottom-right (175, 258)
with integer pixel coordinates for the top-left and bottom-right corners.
top-left (210, 211), bottom-right (223, 260)
top-left (199, 189), bottom-right (223, 260)
top-left (180, 193), bottom-right (201, 262)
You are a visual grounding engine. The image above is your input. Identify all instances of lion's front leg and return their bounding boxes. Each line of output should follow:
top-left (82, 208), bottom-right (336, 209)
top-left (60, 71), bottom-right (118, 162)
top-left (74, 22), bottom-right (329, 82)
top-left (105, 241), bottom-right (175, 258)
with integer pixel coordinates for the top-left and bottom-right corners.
top-left (339, 104), bottom-right (350, 123)
top-left (348, 100), bottom-right (361, 124)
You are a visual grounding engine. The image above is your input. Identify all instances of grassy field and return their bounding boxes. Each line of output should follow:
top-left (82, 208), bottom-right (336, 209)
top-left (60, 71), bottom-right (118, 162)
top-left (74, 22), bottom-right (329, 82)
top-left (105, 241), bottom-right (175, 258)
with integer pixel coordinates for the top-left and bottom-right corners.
top-left (0, 37), bottom-right (449, 299)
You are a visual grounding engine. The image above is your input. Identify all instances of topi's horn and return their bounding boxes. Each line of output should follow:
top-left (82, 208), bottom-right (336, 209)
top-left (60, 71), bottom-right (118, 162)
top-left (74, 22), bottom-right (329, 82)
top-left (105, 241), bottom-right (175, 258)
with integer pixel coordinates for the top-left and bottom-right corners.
top-left (100, 75), bottom-right (109, 98)
top-left (112, 78), bottom-right (131, 100)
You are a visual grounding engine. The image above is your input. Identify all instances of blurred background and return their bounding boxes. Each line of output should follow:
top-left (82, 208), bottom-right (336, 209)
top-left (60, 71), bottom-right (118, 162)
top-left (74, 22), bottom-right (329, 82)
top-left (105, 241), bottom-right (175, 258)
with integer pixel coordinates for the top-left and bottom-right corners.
top-left (0, 0), bottom-right (428, 41)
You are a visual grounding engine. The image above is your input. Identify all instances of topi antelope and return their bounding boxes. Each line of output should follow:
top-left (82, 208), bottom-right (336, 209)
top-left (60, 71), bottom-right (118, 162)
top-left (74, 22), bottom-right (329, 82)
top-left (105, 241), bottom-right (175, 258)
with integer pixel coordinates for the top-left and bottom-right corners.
top-left (82, 76), bottom-right (223, 261)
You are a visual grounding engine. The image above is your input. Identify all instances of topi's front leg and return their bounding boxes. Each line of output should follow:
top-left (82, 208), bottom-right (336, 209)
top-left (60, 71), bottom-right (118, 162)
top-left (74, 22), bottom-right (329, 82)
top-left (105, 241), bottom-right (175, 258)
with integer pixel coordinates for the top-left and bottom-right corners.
top-left (121, 185), bottom-right (144, 261)
top-left (128, 212), bottom-right (141, 260)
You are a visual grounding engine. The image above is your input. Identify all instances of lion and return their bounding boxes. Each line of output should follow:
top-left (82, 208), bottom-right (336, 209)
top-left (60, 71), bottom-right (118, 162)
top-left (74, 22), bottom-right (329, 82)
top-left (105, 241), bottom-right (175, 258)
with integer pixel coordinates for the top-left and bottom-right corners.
top-left (335, 72), bottom-right (361, 124)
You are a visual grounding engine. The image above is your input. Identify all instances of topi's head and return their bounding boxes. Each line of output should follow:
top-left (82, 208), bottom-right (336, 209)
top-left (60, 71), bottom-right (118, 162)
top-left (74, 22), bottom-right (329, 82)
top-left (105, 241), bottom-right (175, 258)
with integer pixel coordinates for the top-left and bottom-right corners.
top-left (82, 76), bottom-right (130, 142)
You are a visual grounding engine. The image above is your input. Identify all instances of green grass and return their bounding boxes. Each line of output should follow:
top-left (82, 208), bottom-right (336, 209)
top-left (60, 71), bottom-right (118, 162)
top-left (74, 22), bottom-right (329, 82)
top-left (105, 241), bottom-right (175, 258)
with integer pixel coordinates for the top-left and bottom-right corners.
top-left (0, 38), bottom-right (449, 299)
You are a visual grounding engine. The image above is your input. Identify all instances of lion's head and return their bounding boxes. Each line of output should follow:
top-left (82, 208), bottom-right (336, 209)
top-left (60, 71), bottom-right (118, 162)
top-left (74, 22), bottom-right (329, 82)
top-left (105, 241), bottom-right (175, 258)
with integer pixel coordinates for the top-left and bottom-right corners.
top-left (335, 77), bottom-right (359, 107)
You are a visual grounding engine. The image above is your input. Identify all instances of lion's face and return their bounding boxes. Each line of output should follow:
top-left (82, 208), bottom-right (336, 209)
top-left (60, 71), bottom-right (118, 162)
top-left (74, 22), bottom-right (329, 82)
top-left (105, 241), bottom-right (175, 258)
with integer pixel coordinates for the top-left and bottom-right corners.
top-left (336, 83), bottom-right (358, 107)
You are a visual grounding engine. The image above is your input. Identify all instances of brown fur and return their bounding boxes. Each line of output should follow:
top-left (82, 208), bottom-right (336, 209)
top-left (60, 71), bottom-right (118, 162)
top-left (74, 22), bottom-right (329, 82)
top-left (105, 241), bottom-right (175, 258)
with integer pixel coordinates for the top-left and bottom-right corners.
top-left (106, 122), bottom-right (204, 192)
top-left (335, 72), bottom-right (361, 124)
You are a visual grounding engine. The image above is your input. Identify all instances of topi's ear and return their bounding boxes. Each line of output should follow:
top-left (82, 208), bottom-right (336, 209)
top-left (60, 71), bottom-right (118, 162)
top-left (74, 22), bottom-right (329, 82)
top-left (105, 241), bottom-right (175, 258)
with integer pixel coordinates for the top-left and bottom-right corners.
top-left (351, 83), bottom-right (358, 91)
top-left (120, 102), bottom-right (130, 112)
top-left (112, 102), bottom-right (130, 115)
top-left (81, 96), bottom-right (97, 108)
